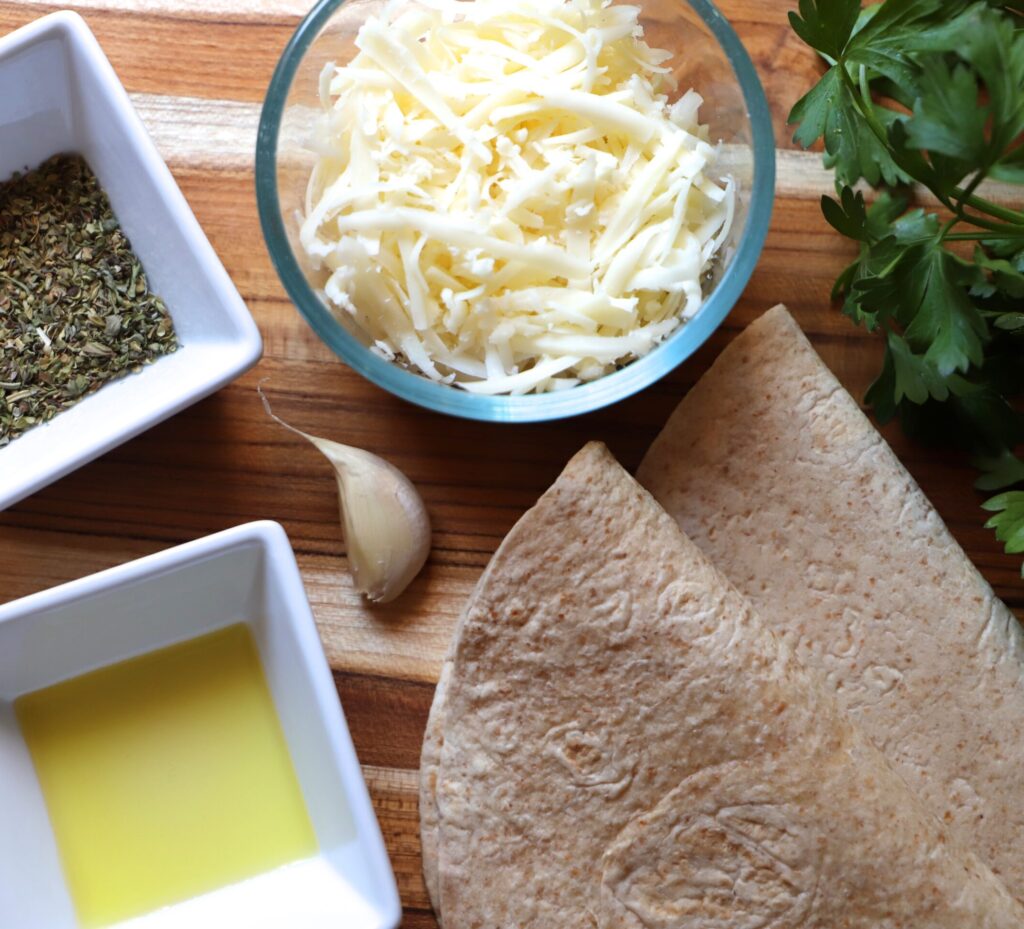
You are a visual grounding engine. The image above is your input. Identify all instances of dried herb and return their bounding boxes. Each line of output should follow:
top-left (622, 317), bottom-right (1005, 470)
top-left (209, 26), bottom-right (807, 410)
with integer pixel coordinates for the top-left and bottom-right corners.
top-left (0, 153), bottom-right (178, 446)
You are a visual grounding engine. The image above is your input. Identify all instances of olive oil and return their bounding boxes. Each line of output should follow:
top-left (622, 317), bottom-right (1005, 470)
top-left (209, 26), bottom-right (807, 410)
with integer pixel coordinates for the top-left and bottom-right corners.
top-left (16, 623), bottom-right (316, 928)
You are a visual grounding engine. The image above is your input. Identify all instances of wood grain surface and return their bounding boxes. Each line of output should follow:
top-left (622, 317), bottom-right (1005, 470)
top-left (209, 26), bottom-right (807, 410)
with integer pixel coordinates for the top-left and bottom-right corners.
top-left (1, 2), bottom-right (1022, 925)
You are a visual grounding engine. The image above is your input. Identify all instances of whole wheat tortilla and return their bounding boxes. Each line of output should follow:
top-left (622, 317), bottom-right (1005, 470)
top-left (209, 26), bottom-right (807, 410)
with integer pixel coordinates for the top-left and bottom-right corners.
top-left (427, 442), bottom-right (1023, 927)
top-left (419, 649), bottom-right (451, 917)
top-left (637, 304), bottom-right (1024, 893)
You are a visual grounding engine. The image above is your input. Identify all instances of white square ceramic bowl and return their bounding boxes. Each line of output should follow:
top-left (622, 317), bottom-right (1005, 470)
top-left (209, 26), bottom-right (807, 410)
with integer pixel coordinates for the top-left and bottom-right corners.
top-left (0, 11), bottom-right (262, 510)
top-left (0, 521), bottom-right (401, 929)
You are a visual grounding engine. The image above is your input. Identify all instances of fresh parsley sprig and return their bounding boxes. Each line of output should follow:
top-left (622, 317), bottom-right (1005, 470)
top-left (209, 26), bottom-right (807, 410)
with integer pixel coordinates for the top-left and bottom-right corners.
top-left (789, 0), bottom-right (1024, 575)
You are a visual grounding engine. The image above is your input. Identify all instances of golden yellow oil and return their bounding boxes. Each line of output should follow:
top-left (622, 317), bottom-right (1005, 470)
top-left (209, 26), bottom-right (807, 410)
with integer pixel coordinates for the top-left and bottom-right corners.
top-left (16, 623), bottom-right (317, 928)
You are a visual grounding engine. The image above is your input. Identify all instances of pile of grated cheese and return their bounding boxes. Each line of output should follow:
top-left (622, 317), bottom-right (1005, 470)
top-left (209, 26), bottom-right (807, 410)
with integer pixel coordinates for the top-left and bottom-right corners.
top-left (301, 0), bottom-right (735, 395)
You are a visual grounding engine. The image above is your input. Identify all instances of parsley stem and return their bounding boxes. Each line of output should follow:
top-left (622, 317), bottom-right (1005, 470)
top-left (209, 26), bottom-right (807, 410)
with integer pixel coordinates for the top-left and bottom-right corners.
top-left (956, 212), bottom-right (1020, 234)
top-left (858, 63), bottom-right (872, 113)
top-left (953, 190), bottom-right (1024, 225)
top-left (841, 64), bottom-right (889, 152)
top-left (837, 62), bottom-right (958, 212)
top-left (944, 231), bottom-right (1024, 241)
top-left (956, 170), bottom-right (987, 220)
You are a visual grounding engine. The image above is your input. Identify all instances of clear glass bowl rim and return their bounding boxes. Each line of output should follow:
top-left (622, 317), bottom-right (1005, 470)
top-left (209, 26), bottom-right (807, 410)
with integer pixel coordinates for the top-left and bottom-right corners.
top-left (255, 0), bottom-right (776, 423)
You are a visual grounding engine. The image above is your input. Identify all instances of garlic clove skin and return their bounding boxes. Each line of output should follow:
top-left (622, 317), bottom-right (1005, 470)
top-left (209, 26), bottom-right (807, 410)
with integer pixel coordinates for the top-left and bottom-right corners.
top-left (259, 385), bottom-right (431, 604)
top-left (309, 436), bottom-right (431, 603)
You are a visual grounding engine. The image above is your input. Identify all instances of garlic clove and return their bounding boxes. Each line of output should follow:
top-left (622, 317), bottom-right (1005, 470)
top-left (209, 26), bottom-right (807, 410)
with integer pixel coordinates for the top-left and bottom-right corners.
top-left (260, 386), bottom-right (431, 603)
top-left (311, 435), bottom-right (431, 603)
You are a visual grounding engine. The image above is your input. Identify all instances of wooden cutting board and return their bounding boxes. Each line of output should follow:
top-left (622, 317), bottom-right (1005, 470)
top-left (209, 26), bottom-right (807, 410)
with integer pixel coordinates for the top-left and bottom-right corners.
top-left (0, 2), bottom-right (1021, 926)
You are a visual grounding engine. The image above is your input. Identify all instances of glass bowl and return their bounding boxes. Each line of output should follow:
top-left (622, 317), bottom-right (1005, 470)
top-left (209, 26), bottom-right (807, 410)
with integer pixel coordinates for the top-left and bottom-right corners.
top-left (256, 0), bottom-right (775, 422)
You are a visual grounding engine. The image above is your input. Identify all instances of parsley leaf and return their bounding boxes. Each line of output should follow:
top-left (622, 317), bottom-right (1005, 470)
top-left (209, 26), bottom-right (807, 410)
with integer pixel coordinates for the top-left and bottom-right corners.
top-left (946, 5), bottom-right (1024, 153)
top-left (789, 0), bottom-right (862, 60)
top-left (976, 450), bottom-right (1024, 491)
top-left (974, 248), bottom-right (1024, 299)
top-left (871, 331), bottom-right (950, 410)
top-left (901, 246), bottom-right (986, 375)
top-left (996, 313), bottom-right (1024, 332)
top-left (791, 69), bottom-right (910, 186)
top-left (993, 144), bottom-right (1024, 184)
top-left (983, 492), bottom-right (1024, 565)
top-left (904, 58), bottom-right (991, 183)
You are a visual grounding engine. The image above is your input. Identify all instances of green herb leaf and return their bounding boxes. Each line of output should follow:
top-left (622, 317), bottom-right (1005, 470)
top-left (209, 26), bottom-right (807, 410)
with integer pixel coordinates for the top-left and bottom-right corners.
top-left (974, 248), bottom-right (1024, 298)
top-left (790, 67), bottom-right (844, 150)
top-left (903, 246), bottom-right (987, 375)
top-left (845, 0), bottom-right (964, 87)
top-left (946, 5), bottom-right (1024, 154)
top-left (821, 188), bottom-right (870, 241)
top-left (995, 313), bottom-right (1024, 332)
top-left (789, 0), bottom-right (862, 61)
top-left (904, 57), bottom-right (990, 182)
top-left (791, 72), bottom-right (911, 186)
top-left (983, 492), bottom-right (1024, 566)
top-left (975, 450), bottom-right (1024, 491)
top-left (885, 331), bottom-right (951, 404)
top-left (949, 377), bottom-right (1024, 451)
top-left (992, 144), bottom-right (1024, 184)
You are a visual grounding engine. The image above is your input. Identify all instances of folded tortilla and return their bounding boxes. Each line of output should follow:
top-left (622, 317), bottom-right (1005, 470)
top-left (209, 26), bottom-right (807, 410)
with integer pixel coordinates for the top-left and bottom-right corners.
top-left (419, 648), bottom-right (451, 915)
top-left (425, 442), bottom-right (1023, 927)
top-left (637, 304), bottom-right (1024, 894)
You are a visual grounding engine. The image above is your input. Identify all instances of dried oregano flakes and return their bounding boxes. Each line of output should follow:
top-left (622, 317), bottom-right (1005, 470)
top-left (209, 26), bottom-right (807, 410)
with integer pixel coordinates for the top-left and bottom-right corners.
top-left (0, 153), bottom-right (178, 446)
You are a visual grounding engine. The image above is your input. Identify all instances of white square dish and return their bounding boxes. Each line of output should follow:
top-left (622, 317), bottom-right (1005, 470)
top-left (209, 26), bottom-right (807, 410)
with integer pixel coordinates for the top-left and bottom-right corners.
top-left (0, 520), bottom-right (401, 929)
top-left (0, 11), bottom-right (262, 510)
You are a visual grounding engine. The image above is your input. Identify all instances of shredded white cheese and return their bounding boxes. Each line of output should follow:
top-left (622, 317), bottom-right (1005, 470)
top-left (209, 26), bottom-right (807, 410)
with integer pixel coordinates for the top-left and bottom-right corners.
top-left (302, 0), bottom-right (734, 395)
